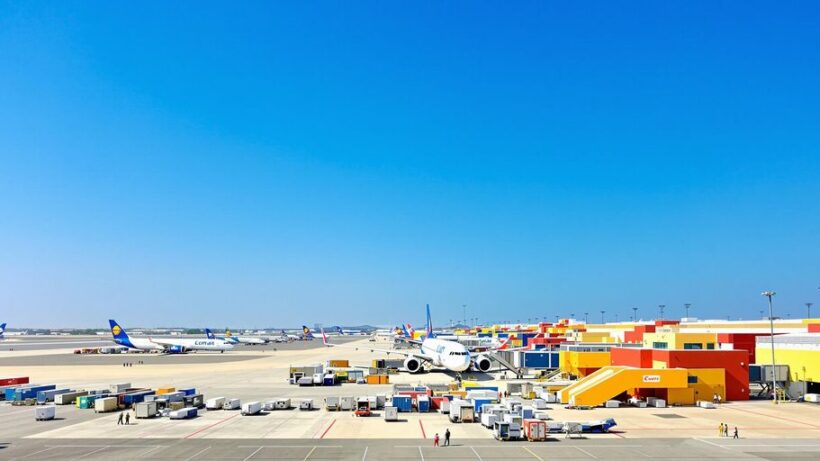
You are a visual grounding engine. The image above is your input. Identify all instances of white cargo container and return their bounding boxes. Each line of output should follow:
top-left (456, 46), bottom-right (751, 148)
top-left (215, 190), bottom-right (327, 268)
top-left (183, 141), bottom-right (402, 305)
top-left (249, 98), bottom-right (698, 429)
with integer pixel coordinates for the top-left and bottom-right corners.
top-left (223, 398), bottom-right (241, 410)
top-left (299, 399), bottom-right (314, 411)
top-left (206, 397), bottom-right (226, 410)
top-left (805, 393), bottom-right (819, 403)
top-left (653, 399), bottom-right (666, 408)
top-left (325, 396), bottom-right (339, 411)
top-left (242, 401), bottom-right (262, 415)
top-left (481, 412), bottom-right (498, 428)
top-left (95, 397), bottom-right (118, 413)
top-left (135, 401), bottom-right (158, 418)
top-left (312, 373), bottom-right (323, 385)
top-left (376, 394), bottom-right (387, 409)
top-left (274, 398), bottom-right (291, 410)
top-left (35, 405), bottom-right (55, 421)
top-left (531, 398), bottom-right (547, 410)
top-left (605, 400), bottom-right (620, 408)
top-left (55, 390), bottom-right (88, 405)
top-left (384, 405), bottom-right (398, 421)
top-left (109, 383), bottom-right (131, 393)
top-left (340, 396), bottom-right (355, 411)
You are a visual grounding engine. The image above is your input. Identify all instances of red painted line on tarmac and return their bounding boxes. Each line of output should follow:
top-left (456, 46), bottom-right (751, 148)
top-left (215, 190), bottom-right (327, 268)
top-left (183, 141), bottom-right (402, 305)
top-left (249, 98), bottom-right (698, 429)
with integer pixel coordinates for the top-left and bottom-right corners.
top-left (725, 406), bottom-right (820, 429)
top-left (419, 420), bottom-right (427, 439)
top-left (319, 418), bottom-right (337, 439)
top-left (184, 413), bottom-right (240, 439)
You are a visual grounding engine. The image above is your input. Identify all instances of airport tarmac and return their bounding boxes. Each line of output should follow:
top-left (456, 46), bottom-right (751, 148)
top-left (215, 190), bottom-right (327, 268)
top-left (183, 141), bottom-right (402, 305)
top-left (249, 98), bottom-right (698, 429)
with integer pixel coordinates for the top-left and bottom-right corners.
top-left (1, 337), bottom-right (818, 460)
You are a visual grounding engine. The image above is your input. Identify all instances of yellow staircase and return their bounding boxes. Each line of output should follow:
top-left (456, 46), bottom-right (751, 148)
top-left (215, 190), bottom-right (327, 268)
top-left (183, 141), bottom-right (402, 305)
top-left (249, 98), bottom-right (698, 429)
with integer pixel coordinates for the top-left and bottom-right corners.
top-left (559, 366), bottom-right (689, 407)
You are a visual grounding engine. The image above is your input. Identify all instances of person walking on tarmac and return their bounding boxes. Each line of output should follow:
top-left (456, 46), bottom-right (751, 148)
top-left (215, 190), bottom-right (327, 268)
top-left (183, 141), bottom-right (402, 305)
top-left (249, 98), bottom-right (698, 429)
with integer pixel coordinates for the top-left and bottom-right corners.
top-left (718, 423), bottom-right (724, 437)
top-left (445, 428), bottom-right (451, 446)
top-left (733, 427), bottom-right (739, 439)
top-left (433, 433), bottom-right (440, 447)
top-left (117, 412), bottom-right (124, 425)
top-left (723, 423), bottom-right (728, 437)
top-left (125, 412), bottom-right (130, 425)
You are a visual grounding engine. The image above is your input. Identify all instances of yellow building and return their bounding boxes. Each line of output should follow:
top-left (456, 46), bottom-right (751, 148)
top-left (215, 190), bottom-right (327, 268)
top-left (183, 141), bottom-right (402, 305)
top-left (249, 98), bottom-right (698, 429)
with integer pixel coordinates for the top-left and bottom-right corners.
top-left (755, 334), bottom-right (820, 393)
top-left (641, 331), bottom-right (717, 350)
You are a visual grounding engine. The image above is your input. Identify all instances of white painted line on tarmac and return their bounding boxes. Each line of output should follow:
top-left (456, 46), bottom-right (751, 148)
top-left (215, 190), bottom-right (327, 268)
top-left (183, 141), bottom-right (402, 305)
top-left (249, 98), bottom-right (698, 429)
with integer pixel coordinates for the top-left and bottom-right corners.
top-left (470, 446), bottom-right (484, 461)
top-left (303, 446), bottom-right (317, 461)
top-left (243, 446), bottom-right (263, 461)
top-left (137, 445), bottom-right (165, 457)
top-left (237, 445), bottom-right (343, 448)
top-left (73, 446), bottom-right (110, 460)
top-left (418, 446), bottom-right (426, 461)
top-left (574, 446), bottom-right (598, 459)
top-left (522, 446), bottom-right (544, 461)
top-left (17, 446), bottom-right (58, 459)
top-left (183, 446), bottom-right (211, 461)
top-left (695, 438), bottom-right (731, 449)
top-left (362, 446), bottom-right (368, 461)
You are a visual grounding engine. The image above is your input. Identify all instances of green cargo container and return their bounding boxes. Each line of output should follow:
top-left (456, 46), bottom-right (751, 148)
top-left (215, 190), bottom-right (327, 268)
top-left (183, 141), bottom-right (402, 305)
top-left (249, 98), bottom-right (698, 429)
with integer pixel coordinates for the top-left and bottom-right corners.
top-left (77, 395), bottom-right (100, 409)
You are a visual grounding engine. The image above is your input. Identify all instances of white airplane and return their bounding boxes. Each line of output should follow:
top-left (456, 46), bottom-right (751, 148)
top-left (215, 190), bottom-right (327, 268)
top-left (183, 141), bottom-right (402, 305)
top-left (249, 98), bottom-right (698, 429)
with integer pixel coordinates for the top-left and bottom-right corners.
top-left (321, 306), bottom-right (488, 373)
top-left (0, 323), bottom-right (5, 339)
top-left (109, 320), bottom-right (233, 353)
top-left (206, 328), bottom-right (268, 345)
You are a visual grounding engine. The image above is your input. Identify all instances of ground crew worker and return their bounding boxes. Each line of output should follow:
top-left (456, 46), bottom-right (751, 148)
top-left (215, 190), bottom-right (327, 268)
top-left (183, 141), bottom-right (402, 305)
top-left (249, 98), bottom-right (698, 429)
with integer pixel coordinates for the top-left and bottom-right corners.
top-left (117, 412), bottom-right (124, 425)
top-left (445, 428), bottom-right (450, 446)
top-left (733, 427), bottom-right (739, 439)
top-left (723, 423), bottom-right (728, 437)
top-left (433, 433), bottom-right (440, 447)
top-left (125, 412), bottom-right (130, 425)
top-left (718, 423), bottom-right (724, 436)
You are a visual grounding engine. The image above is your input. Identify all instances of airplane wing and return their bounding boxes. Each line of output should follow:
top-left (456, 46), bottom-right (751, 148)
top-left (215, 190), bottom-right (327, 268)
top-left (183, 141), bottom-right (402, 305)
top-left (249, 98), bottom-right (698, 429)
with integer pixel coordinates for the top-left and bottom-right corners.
top-left (320, 329), bottom-right (434, 362)
top-left (147, 337), bottom-right (178, 349)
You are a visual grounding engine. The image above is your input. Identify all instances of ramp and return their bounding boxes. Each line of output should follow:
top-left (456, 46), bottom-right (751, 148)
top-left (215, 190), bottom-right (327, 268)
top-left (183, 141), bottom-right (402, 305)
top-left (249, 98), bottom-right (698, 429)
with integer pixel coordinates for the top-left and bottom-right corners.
top-left (559, 366), bottom-right (688, 407)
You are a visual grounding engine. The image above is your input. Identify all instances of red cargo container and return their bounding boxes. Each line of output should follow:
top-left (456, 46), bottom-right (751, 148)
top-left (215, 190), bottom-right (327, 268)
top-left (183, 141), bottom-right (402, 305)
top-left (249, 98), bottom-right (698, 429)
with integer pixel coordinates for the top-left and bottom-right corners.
top-left (809, 323), bottom-right (820, 333)
top-left (430, 396), bottom-right (450, 410)
top-left (653, 349), bottom-right (749, 401)
top-left (0, 377), bottom-right (30, 387)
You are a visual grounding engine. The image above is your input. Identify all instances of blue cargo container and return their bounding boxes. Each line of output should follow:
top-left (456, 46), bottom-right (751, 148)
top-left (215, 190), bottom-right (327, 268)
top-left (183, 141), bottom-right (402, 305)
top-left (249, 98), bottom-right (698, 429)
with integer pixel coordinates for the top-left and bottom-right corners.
top-left (521, 407), bottom-right (534, 419)
top-left (323, 377), bottom-right (335, 386)
top-left (749, 365), bottom-right (762, 382)
top-left (7, 384), bottom-right (56, 401)
top-left (122, 390), bottom-right (155, 406)
top-left (466, 386), bottom-right (498, 392)
top-left (523, 352), bottom-right (550, 369)
top-left (473, 398), bottom-right (494, 413)
top-left (179, 388), bottom-right (196, 396)
top-left (550, 352), bottom-right (560, 368)
top-left (392, 395), bottom-right (412, 412)
top-left (417, 396), bottom-right (430, 412)
top-left (36, 388), bottom-right (72, 404)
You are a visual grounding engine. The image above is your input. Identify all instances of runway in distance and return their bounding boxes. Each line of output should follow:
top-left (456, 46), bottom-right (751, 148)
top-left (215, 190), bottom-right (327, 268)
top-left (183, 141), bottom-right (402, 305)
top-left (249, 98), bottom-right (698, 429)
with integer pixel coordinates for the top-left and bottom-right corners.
top-left (322, 305), bottom-right (487, 373)
top-left (109, 320), bottom-right (234, 353)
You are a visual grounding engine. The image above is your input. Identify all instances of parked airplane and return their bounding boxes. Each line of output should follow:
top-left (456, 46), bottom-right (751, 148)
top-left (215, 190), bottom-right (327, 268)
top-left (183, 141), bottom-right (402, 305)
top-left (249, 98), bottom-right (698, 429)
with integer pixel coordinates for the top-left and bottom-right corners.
top-left (0, 323), bottom-right (5, 339)
top-left (322, 305), bottom-right (476, 373)
top-left (109, 320), bottom-right (233, 353)
top-left (301, 326), bottom-right (315, 340)
top-left (205, 328), bottom-right (267, 345)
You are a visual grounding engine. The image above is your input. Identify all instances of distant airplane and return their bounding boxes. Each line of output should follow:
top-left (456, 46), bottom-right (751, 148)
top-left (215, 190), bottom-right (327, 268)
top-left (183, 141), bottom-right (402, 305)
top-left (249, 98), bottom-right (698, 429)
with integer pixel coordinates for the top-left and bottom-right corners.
top-left (0, 323), bottom-right (5, 339)
top-left (322, 305), bottom-right (474, 373)
top-left (206, 328), bottom-right (267, 345)
top-left (301, 326), bottom-right (315, 341)
top-left (109, 320), bottom-right (233, 353)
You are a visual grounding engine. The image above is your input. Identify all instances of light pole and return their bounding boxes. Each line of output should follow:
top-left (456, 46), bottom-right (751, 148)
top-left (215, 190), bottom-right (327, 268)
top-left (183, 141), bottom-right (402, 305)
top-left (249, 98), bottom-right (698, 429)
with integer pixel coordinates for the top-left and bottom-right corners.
top-left (584, 312), bottom-right (589, 323)
top-left (600, 310), bottom-right (605, 323)
top-left (684, 303), bottom-right (691, 319)
top-left (762, 291), bottom-right (778, 403)
top-left (658, 304), bottom-right (666, 320)
top-left (615, 313), bottom-right (619, 322)
top-left (632, 307), bottom-right (638, 322)
top-left (554, 315), bottom-right (559, 323)
top-left (462, 305), bottom-right (467, 326)
top-left (806, 303), bottom-right (813, 319)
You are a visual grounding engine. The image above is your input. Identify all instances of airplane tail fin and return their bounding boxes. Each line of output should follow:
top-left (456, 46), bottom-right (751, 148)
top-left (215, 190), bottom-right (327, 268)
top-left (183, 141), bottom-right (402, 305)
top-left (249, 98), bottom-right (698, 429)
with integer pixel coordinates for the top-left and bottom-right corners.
top-left (108, 319), bottom-right (129, 341)
top-left (225, 328), bottom-right (232, 337)
top-left (425, 304), bottom-right (433, 339)
top-left (320, 328), bottom-right (329, 346)
top-left (205, 328), bottom-right (215, 339)
top-left (302, 326), bottom-right (314, 338)
top-left (0, 323), bottom-right (6, 333)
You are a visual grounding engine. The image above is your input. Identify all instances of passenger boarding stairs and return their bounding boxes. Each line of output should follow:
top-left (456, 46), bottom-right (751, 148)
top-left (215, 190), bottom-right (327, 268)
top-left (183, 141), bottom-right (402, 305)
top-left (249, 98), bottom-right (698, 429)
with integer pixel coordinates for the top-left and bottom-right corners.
top-left (558, 366), bottom-right (689, 407)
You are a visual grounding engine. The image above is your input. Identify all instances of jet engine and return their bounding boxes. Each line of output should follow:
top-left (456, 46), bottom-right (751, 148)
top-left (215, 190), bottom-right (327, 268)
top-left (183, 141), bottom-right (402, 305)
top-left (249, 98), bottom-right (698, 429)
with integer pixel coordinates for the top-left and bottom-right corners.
top-left (168, 345), bottom-right (186, 354)
top-left (472, 354), bottom-right (492, 372)
top-left (404, 357), bottom-right (423, 373)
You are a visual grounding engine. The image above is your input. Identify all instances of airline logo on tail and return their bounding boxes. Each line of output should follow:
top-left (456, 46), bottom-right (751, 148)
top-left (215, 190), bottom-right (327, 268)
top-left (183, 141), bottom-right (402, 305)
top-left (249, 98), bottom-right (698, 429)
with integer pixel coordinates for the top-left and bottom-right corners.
top-left (205, 329), bottom-right (215, 339)
top-left (108, 319), bottom-right (133, 348)
top-left (302, 326), bottom-right (314, 339)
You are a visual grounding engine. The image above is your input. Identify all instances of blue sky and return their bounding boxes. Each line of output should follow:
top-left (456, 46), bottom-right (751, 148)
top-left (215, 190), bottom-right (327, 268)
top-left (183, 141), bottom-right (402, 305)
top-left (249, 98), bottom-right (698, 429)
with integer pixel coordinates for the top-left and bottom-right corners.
top-left (1, 1), bottom-right (818, 328)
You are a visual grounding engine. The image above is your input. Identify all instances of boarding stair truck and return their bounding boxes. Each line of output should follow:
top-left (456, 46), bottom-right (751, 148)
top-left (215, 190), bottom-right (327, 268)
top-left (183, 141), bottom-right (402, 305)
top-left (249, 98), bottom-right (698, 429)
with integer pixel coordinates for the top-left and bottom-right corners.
top-left (241, 401), bottom-right (262, 415)
top-left (55, 390), bottom-right (88, 405)
top-left (135, 401), bottom-right (159, 418)
top-left (206, 397), bottom-right (226, 410)
top-left (523, 419), bottom-right (547, 441)
top-left (35, 405), bottom-right (56, 421)
top-left (222, 398), bottom-right (241, 410)
top-left (355, 398), bottom-right (371, 417)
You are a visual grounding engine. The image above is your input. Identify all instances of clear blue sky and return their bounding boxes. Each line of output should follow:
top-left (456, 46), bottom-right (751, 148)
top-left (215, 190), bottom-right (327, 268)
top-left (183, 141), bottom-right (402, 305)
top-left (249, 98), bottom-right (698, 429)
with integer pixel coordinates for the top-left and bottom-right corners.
top-left (1, 1), bottom-right (818, 328)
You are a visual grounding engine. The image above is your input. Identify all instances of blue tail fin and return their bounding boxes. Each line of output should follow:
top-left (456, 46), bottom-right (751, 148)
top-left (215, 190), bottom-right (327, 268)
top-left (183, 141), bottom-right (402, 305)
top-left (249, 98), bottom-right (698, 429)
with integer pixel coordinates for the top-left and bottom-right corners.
top-left (425, 304), bottom-right (433, 338)
top-left (205, 328), bottom-right (215, 339)
top-left (109, 319), bottom-right (129, 341)
top-left (0, 323), bottom-right (5, 336)
top-left (302, 326), bottom-right (314, 338)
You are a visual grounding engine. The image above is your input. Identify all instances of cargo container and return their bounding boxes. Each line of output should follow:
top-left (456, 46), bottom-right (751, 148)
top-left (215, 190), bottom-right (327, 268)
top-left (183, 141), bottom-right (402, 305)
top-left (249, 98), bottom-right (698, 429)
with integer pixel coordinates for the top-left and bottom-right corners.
top-left (184, 394), bottom-right (204, 409)
top-left (481, 413), bottom-right (498, 428)
top-left (355, 398), bottom-right (371, 417)
top-left (299, 399), bottom-right (314, 410)
top-left (493, 421), bottom-right (521, 440)
top-left (328, 360), bottom-right (349, 368)
top-left (313, 373), bottom-right (323, 385)
top-left (55, 390), bottom-right (88, 405)
top-left (324, 396), bottom-right (339, 411)
top-left (169, 407), bottom-right (198, 419)
top-left (206, 397), bottom-right (226, 410)
top-left (384, 405), bottom-right (398, 421)
top-left (156, 387), bottom-right (176, 395)
top-left (0, 377), bottom-right (30, 387)
top-left (323, 374), bottom-right (336, 386)
top-left (37, 388), bottom-right (73, 404)
top-left (523, 419), bottom-right (547, 441)
top-left (135, 401), bottom-right (159, 418)
top-left (417, 395), bottom-right (430, 412)
top-left (273, 398), bottom-right (291, 410)
top-left (109, 383), bottom-right (131, 393)
top-left (179, 388), bottom-right (196, 396)
top-left (340, 396), bottom-right (355, 411)
top-left (223, 398), bottom-right (241, 410)
top-left (77, 394), bottom-right (105, 409)
top-left (122, 390), bottom-right (155, 406)
top-left (297, 377), bottom-right (313, 386)
top-left (472, 399), bottom-right (495, 414)
top-left (8, 384), bottom-right (57, 401)
top-left (376, 394), bottom-right (387, 408)
top-left (391, 395), bottom-right (412, 412)
top-left (242, 401), bottom-right (262, 415)
top-left (35, 405), bottom-right (56, 421)
top-left (95, 397), bottom-right (118, 413)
